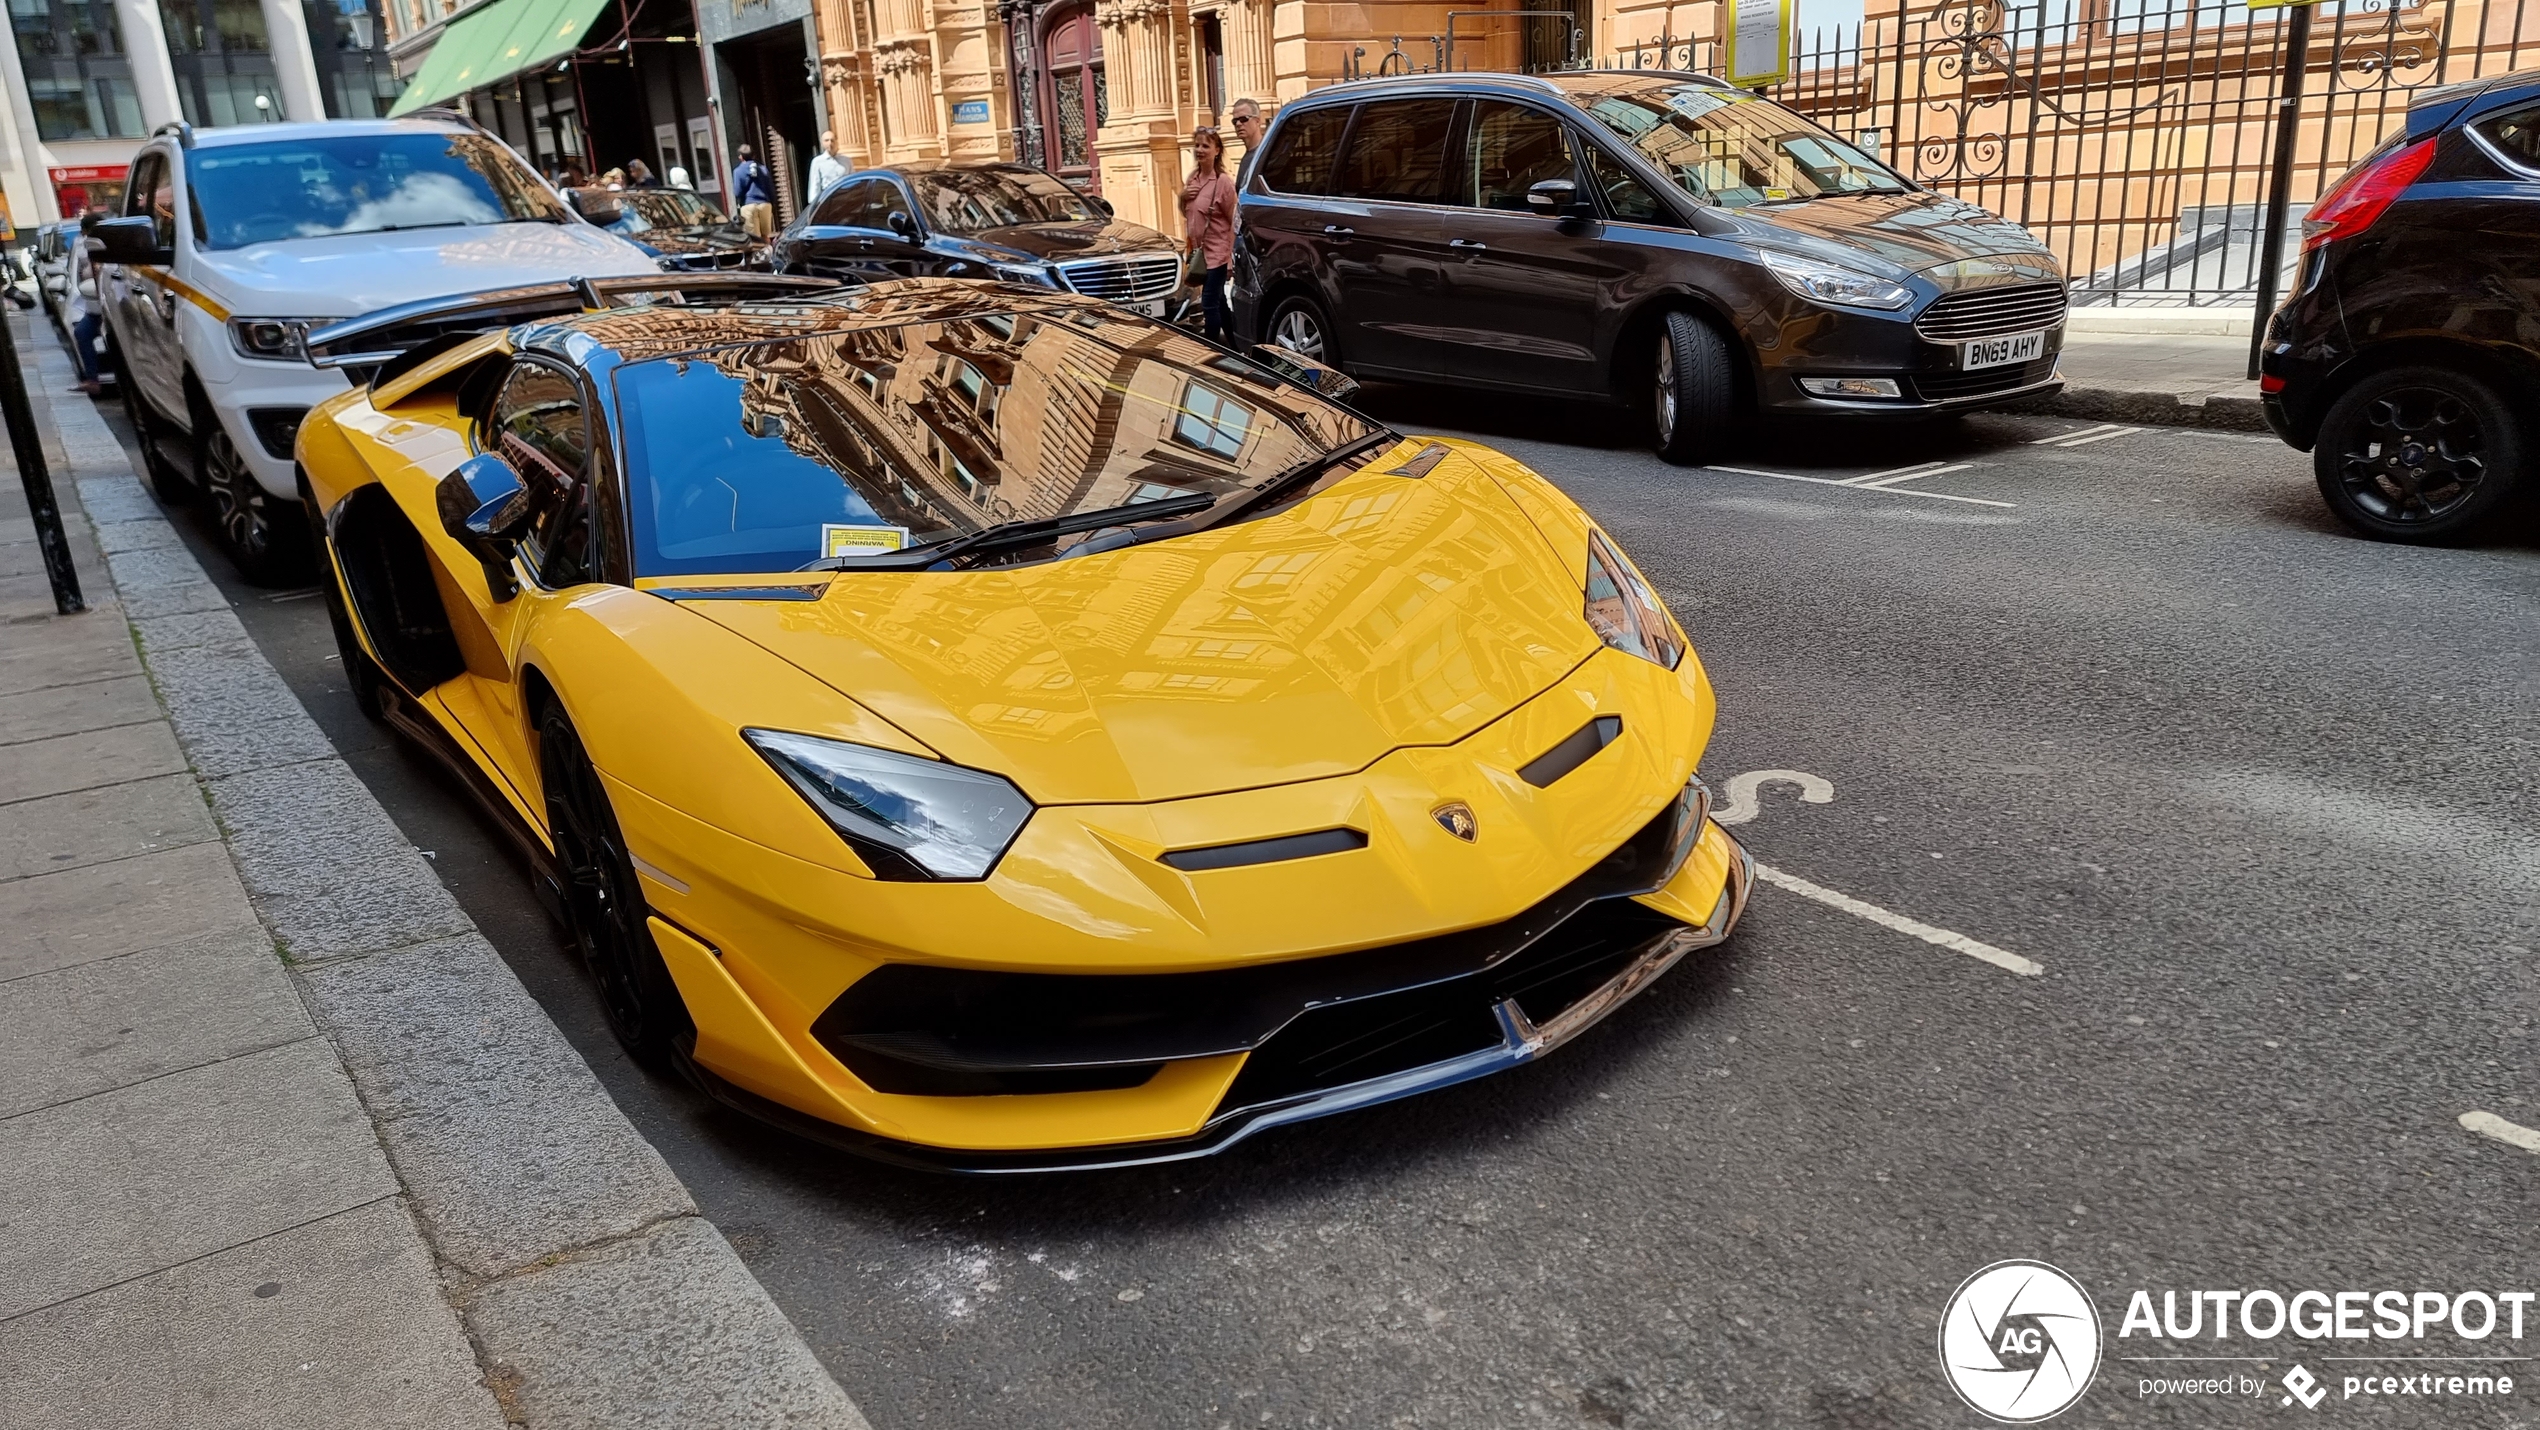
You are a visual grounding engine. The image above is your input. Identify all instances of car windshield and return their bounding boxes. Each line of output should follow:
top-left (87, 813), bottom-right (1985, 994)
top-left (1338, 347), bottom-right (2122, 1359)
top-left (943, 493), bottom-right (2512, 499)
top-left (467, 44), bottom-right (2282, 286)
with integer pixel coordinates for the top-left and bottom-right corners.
top-left (187, 133), bottom-right (568, 250)
top-left (907, 168), bottom-right (1095, 233)
top-left (614, 189), bottom-right (726, 232)
top-left (1580, 83), bottom-right (1908, 209)
top-left (614, 308), bottom-right (1382, 578)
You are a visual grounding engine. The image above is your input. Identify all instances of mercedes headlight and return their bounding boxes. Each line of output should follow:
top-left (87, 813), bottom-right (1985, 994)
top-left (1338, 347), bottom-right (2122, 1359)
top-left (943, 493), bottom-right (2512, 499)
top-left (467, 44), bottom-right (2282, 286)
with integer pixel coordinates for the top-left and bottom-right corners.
top-left (987, 260), bottom-right (1060, 288)
top-left (744, 729), bottom-right (1033, 881)
top-left (226, 317), bottom-right (325, 362)
top-left (1583, 530), bottom-right (1685, 670)
top-left (1756, 249), bottom-right (1912, 311)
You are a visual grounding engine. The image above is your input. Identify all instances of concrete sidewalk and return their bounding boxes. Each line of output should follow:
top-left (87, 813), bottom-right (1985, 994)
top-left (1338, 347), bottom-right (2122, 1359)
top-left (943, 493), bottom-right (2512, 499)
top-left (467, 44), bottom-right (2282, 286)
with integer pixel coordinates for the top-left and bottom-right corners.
top-left (0, 316), bottom-right (866, 1428)
top-left (2027, 307), bottom-right (2270, 432)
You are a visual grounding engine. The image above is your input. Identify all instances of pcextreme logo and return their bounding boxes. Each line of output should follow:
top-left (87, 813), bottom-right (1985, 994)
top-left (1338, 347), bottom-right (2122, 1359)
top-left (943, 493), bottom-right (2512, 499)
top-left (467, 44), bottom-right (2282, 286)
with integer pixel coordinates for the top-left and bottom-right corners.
top-left (1938, 1261), bottom-right (2104, 1423)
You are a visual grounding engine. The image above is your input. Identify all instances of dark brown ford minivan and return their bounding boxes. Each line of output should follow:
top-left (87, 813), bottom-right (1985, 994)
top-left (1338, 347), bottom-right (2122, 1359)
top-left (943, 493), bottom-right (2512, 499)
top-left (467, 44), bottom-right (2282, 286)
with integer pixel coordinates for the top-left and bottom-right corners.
top-left (1233, 70), bottom-right (2069, 461)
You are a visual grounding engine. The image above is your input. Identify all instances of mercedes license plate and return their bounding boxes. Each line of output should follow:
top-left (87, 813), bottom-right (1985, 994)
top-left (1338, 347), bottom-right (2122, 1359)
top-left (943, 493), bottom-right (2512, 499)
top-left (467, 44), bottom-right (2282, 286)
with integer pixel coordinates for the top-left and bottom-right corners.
top-left (1134, 298), bottom-right (1168, 319)
top-left (1963, 331), bottom-right (2045, 370)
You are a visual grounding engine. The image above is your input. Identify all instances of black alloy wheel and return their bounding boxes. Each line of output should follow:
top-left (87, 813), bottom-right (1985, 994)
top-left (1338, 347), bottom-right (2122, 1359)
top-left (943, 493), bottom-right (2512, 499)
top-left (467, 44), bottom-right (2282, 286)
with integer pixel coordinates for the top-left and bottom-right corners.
top-left (300, 475), bottom-right (389, 723)
top-left (539, 706), bottom-right (695, 1072)
top-left (1268, 294), bottom-right (1336, 366)
top-left (197, 415), bottom-right (308, 586)
top-left (117, 350), bottom-right (192, 506)
top-left (2313, 366), bottom-right (2526, 544)
top-left (1653, 310), bottom-right (1735, 465)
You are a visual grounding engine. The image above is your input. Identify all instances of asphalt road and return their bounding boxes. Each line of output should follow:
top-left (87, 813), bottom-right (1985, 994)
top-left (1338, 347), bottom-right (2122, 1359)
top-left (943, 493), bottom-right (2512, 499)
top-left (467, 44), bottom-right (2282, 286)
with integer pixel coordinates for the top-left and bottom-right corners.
top-left (92, 366), bottom-right (2539, 1429)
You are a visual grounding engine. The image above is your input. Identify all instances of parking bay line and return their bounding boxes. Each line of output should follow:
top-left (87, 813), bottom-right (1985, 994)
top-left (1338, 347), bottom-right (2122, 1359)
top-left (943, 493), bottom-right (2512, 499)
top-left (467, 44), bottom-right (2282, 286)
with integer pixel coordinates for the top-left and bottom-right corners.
top-left (1856, 462), bottom-right (1975, 489)
top-left (2029, 423), bottom-right (2142, 449)
top-left (1752, 861), bottom-right (2044, 976)
top-left (1704, 465), bottom-right (2017, 509)
top-left (2459, 1110), bottom-right (2540, 1154)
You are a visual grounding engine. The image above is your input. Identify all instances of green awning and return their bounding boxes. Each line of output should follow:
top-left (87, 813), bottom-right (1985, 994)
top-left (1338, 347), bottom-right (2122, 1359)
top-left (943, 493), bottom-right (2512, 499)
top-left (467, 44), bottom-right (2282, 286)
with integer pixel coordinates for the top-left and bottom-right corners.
top-left (390, 0), bottom-right (613, 116)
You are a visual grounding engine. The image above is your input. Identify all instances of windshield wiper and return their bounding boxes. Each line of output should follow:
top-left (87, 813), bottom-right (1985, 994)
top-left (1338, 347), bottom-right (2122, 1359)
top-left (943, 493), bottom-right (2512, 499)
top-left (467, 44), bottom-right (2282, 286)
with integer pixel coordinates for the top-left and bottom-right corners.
top-left (1193, 430), bottom-right (1401, 530)
top-left (798, 490), bottom-right (1219, 572)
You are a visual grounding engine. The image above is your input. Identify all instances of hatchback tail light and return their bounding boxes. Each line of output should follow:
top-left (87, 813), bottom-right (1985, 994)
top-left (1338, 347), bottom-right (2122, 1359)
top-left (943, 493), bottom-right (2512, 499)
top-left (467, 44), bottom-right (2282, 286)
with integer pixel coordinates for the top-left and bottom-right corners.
top-left (2302, 136), bottom-right (2437, 253)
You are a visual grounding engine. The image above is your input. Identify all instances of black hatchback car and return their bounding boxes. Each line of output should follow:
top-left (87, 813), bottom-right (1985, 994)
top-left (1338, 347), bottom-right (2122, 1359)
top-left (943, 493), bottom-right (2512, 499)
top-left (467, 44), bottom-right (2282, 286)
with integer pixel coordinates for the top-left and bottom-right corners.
top-left (2259, 68), bottom-right (2540, 543)
top-left (1234, 70), bottom-right (2068, 461)
top-left (770, 161), bottom-right (1187, 319)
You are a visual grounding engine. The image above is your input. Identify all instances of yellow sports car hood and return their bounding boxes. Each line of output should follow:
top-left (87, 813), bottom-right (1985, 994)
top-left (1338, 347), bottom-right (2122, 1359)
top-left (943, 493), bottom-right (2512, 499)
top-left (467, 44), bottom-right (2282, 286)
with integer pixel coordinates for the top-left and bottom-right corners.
top-left (685, 445), bottom-right (1603, 805)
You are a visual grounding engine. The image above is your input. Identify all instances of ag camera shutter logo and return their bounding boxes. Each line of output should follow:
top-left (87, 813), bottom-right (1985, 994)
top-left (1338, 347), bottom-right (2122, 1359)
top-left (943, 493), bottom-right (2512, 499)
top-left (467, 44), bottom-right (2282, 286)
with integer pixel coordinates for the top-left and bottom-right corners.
top-left (1939, 1260), bottom-right (2104, 1422)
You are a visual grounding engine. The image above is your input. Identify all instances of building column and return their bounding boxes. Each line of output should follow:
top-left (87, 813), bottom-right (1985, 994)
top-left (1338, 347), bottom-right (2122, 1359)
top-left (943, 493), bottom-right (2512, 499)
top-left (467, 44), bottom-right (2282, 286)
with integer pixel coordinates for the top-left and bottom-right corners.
top-left (1222, 0), bottom-right (1269, 111)
top-left (111, 0), bottom-right (187, 129)
top-left (0, 18), bottom-right (57, 223)
top-left (259, 0), bottom-right (331, 119)
top-left (1091, 0), bottom-right (1184, 235)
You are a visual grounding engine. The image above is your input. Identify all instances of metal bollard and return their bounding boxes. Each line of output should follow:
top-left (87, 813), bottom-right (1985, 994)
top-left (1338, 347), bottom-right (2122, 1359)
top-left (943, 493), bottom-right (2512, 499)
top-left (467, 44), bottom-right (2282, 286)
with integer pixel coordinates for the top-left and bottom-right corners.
top-left (1, 311), bottom-right (84, 614)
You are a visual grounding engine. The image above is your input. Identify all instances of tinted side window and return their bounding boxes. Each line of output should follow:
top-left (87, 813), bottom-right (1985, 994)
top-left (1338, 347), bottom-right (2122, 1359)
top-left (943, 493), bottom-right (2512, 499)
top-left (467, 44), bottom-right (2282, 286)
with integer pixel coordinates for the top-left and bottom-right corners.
top-left (810, 179), bottom-right (870, 227)
top-left (1261, 107), bottom-right (1351, 195)
top-left (1583, 145), bottom-right (1669, 223)
top-left (2478, 103), bottom-right (2540, 171)
top-left (127, 152), bottom-right (175, 248)
top-left (1336, 99), bottom-right (1457, 204)
top-left (1461, 101), bottom-right (1576, 209)
top-left (491, 363), bottom-right (594, 586)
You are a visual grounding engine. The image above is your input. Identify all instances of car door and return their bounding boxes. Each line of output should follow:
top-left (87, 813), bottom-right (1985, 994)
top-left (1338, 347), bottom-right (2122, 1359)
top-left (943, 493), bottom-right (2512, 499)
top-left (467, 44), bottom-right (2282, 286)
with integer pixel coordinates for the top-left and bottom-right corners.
top-left (107, 149), bottom-right (186, 420)
top-left (784, 178), bottom-right (930, 281)
top-left (1321, 97), bottom-right (1460, 379)
top-left (1238, 103), bottom-right (1355, 348)
top-left (1433, 102), bottom-right (1646, 395)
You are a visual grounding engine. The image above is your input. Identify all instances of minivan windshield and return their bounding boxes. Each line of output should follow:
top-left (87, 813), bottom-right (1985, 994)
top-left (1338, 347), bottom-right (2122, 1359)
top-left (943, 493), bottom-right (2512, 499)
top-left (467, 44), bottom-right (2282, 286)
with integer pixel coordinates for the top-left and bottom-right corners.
top-left (1581, 84), bottom-right (1909, 209)
top-left (187, 133), bottom-right (569, 250)
top-left (907, 167), bottom-right (1095, 233)
top-left (615, 308), bottom-right (1380, 578)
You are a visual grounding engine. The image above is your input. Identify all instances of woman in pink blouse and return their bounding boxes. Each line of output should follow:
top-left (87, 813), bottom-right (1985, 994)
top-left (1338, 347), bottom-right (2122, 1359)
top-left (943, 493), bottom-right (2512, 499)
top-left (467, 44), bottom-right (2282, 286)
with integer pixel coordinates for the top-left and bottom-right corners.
top-left (1180, 126), bottom-right (1237, 345)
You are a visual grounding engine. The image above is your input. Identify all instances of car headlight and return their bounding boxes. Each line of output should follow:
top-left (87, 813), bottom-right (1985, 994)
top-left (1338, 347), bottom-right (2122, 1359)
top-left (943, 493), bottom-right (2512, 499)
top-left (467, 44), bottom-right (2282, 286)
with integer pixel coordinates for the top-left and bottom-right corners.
top-left (1583, 530), bottom-right (1685, 670)
top-left (1756, 249), bottom-right (1913, 311)
top-left (743, 729), bottom-right (1033, 881)
top-left (226, 317), bottom-right (325, 363)
top-left (988, 261), bottom-right (1060, 288)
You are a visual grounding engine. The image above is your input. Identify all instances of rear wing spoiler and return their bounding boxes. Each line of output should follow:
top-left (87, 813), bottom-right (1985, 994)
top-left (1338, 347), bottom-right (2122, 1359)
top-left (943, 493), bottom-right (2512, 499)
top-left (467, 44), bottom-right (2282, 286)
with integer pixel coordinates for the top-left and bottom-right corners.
top-left (302, 273), bottom-right (850, 377)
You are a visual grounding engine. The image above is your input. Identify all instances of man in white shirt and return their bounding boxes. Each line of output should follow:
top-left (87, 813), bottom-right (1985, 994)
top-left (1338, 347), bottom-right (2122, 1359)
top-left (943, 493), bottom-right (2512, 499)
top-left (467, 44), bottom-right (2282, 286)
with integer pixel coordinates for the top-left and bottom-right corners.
top-left (806, 131), bottom-right (851, 203)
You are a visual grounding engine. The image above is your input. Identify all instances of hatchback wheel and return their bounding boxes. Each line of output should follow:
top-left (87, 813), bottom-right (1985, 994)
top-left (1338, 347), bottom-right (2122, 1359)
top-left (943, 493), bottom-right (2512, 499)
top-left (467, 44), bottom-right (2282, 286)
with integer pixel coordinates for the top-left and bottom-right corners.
top-left (2313, 366), bottom-right (2526, 544)
top-left (1269, 295), bottom-right (1336, 366)
top-left (540, 706), bottom-right (695, 1072)
top-left (199, 419), bottom-right (309, 586)
top-left (1653, 311), bottom-right (1735, 465)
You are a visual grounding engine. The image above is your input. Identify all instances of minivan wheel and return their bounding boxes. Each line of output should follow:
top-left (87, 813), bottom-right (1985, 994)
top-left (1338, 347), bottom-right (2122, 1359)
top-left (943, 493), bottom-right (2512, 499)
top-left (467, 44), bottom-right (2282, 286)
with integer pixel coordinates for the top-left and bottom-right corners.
top-left (2312, 365), bottom-right (2526, 544)
top-left (1268, 295), bottom-right (1336, 366)
top-left (1653, 311), bottom-right (1734, 465)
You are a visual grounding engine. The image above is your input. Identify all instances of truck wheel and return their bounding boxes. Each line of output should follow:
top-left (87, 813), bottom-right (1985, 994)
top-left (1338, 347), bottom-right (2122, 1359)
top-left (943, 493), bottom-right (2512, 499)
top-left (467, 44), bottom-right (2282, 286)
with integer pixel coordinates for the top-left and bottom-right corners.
top-left (194, 397), bottom-right (309, 587)
top-left (117, 349), bottom-right (192, 506)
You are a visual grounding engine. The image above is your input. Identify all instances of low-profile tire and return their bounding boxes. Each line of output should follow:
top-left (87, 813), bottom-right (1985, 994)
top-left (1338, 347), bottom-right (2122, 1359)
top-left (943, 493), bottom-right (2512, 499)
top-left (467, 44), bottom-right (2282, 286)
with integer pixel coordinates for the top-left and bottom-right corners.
top-left (301, 475), bottom-right (390, 723)
top-left (2311, 365), bottom-right (2527, 544)
top-left (539, 706), bottom-right (695, 1073)
top-left (117, 350), bottom-right (192, 506)
top-left (196, 405), bottom-right (311, 586)
top-left (1652, 311), bottom-right (1736, 464)
top-left (1266, 292), bottom-right (1338, 368)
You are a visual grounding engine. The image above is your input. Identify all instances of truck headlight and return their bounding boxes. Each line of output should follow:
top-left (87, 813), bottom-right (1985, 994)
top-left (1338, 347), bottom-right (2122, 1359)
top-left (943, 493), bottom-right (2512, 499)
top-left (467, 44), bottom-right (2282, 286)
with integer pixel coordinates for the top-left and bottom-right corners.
top-left (1583, 530), bottom-right (1685, 670)
top-left (744, 729), bottom-right (1033, 881)
top-left (226, 317), bottom-right (325, 362)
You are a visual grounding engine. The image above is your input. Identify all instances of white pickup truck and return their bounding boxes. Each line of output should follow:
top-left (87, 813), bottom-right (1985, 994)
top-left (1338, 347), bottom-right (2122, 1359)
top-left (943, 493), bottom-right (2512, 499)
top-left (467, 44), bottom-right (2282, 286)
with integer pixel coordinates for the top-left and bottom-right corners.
top-left (94, 115), bottom-right (658, 583)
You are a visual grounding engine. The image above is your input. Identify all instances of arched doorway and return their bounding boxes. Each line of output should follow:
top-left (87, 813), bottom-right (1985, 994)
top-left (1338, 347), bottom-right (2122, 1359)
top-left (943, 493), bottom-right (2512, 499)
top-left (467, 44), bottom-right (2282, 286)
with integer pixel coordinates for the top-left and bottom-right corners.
top-left (1037, 4), bottom-right (1105, 191)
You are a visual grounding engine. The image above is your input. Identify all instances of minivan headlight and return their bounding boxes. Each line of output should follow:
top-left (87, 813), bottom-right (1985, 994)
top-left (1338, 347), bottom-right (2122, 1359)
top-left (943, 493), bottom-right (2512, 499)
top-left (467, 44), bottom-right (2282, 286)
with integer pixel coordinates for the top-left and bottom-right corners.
top-left (1583, 530), bottom-right (1684, 670)
top-left (744, 729), bottom-right (1034, 881)
top-left (1757, 249), bottom-right (1913, 311)
top-left (226, 317), bottom-right (325, 362)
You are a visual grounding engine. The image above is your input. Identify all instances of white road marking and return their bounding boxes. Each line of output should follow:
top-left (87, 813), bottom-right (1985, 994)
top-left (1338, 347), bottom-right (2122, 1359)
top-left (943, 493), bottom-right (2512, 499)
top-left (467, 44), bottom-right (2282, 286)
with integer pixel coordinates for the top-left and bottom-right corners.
top-left (1858, 463), bottom-right (1975, 489)
top-left (1713, 769), bottom-right (1836, 826)
top-left (1753, 862), bottom-right (2045, 976)
top-left (1703, 465), bottom-right (2016, 509)
top-left (1839, 460), bottom-right (1948, 486)
top-left (2049, 426), bottom-right (2141, 449)
top-left (2030, 422), bottom-right (2120, 445)
top-left (2459, 1111), bottom-right (2540, 1154)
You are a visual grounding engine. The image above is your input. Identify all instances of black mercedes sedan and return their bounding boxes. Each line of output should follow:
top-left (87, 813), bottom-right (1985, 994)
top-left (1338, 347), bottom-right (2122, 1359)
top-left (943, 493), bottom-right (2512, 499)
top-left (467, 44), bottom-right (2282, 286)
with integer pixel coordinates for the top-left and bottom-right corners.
top-left (2259, 67), bottom-right (2540, 543)
top-left (569, 187), bottom-right (770, 272)
top-left (1234, 70), bottom-right (2069, 463)
top-left (770, 161), bottom-right (1186, 321)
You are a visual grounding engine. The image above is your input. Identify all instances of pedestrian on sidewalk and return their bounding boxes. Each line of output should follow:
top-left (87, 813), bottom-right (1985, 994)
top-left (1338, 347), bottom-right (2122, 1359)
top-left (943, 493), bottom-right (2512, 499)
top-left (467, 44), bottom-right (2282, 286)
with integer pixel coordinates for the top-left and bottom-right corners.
top-left (733, 146), bottom-right (777, 239)
top-left (1180, 126), bottom-right (1236, 346)
top-left (64, 212), bottom-right (103, 396)
top-left (1229, 98), bottom-right (1265, 182)
top-left (626, 159), bottom-right (661, 189)
top-left (807, 130), bottom-right (850, 203)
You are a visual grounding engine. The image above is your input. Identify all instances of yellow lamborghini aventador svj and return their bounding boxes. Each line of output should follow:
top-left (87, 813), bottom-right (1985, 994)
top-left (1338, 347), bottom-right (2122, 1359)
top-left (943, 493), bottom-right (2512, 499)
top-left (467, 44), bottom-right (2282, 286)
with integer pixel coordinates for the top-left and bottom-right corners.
top-left (296, 275), bottom-right (1751, 1171)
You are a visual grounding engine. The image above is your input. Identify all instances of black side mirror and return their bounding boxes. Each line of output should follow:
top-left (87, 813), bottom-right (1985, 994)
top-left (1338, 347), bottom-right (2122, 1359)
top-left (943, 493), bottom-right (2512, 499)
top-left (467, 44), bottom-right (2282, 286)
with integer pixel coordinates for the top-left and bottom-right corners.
top-left (1087, 193), bottom-right (1115, 219)
top-left (1525, 179), bottom-right (1592, 221)
top-left (435, 452), bottom-right (532, 600)
top-left (90, 215), bottom-right (172, 266)
top-left (1249, 343), bottom-right (1362, 402)
top-left (886, 210), bottom-right (919, 240)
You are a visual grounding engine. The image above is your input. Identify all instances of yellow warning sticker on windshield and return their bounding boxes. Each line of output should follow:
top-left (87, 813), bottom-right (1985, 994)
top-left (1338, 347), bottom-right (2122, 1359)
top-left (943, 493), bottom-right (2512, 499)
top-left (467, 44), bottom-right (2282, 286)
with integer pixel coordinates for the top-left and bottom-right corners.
top-left (821, 523), bottom-right (909, 557)
top-left (1764, 187), bottom-right (1791, 200)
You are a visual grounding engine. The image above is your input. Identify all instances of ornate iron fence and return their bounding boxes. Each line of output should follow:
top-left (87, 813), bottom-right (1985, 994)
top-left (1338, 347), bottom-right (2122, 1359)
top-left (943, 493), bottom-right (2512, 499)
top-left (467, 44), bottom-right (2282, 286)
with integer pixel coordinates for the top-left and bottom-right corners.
top-left (1616, 0), bottom-right (2540, 305)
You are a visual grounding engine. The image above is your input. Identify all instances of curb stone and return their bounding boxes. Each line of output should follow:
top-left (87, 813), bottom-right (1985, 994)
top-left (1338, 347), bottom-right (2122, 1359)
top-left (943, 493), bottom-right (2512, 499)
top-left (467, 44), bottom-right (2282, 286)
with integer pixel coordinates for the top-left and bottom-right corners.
top-left (30, 338), bottom-right (869, 1430)
top-left (2009, 381), bottom-right (2271, 434)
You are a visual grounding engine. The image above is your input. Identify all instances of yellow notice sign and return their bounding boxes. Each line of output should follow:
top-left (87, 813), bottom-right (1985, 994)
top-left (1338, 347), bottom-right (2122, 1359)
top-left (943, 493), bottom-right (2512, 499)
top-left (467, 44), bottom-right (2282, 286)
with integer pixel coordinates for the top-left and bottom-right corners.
top-left (821, 523), bottom-right (909, 557)
top-left (1728, 0), bottom-right (1792, 86)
